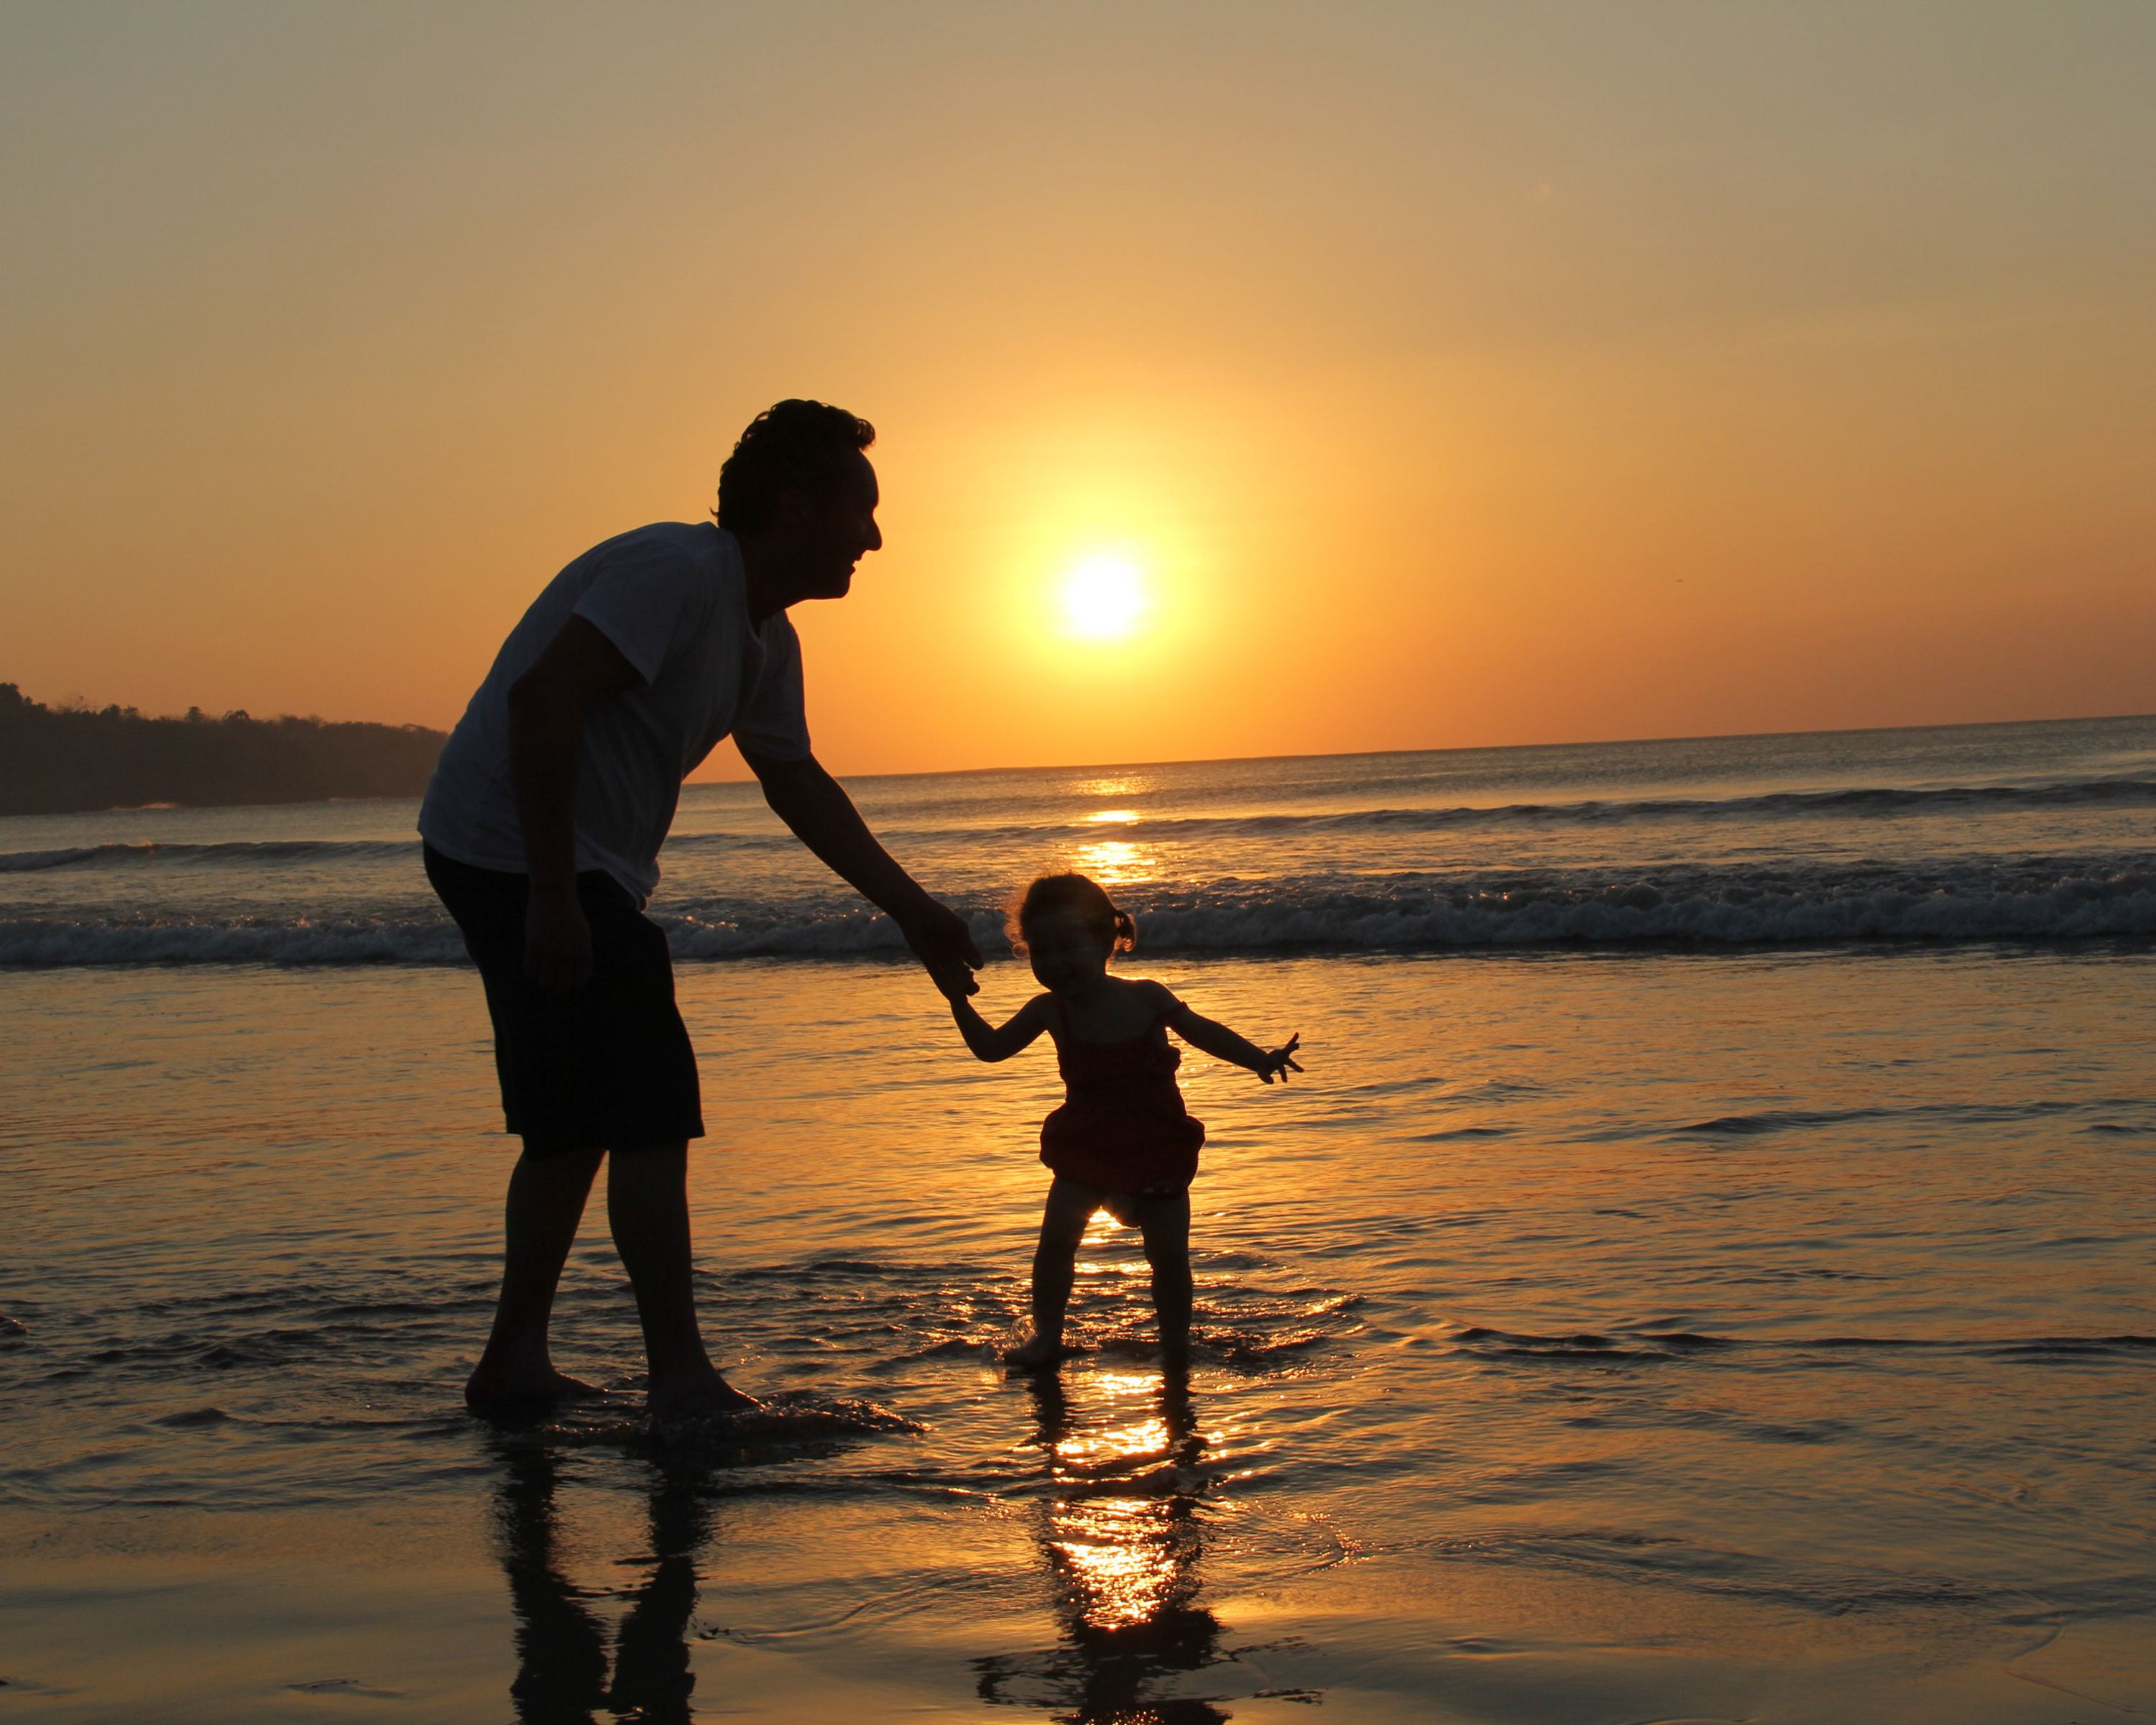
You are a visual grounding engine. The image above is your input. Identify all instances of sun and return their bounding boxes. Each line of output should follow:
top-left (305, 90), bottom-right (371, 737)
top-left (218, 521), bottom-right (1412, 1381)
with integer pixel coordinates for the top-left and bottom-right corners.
top-left (1059, 553), bottom-right (1148, 641)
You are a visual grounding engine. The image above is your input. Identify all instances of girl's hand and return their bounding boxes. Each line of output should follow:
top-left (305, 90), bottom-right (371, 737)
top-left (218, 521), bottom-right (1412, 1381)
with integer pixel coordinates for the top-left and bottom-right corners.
top-left (1256, 1032), bottom-right (1303, 1084)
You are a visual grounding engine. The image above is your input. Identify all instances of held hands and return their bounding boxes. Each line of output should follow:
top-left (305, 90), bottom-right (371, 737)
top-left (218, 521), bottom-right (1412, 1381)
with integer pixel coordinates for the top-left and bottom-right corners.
top-left (1255, 1031), bottom-right (1304, 1084)
top-left (523, 887), bottom-right (594, 995)
top-left (900, 897), bottom-right (983, 999)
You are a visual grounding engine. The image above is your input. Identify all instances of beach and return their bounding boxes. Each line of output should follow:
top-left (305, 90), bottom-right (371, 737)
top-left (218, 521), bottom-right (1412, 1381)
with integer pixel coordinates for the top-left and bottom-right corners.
top-left (4, 719), bottom-right (2155, 1721)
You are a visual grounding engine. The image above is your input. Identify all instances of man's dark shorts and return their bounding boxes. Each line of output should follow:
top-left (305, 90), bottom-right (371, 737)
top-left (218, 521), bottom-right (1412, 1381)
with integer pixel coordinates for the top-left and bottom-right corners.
top-left (424, 845), bottom-right (703, 1159)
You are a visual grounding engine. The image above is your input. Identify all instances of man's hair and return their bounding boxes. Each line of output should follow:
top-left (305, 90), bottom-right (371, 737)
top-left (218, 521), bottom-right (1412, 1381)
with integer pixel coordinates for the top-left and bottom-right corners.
top-left (714, 400), bottom-right (875, 534)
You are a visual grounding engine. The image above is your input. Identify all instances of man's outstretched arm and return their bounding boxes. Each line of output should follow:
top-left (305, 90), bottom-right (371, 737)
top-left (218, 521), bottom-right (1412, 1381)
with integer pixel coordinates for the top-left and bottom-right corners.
top-left (740, 745), bottom-right (982, 996)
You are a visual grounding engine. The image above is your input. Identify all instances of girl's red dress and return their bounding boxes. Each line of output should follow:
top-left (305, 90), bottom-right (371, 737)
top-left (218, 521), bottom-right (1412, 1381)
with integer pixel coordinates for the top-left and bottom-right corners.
top-left (1039, 995), bottom-right (1206, 1195)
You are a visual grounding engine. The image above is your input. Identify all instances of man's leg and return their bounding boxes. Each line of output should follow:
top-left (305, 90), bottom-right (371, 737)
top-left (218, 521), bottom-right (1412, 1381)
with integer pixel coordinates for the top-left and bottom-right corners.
top-left (466, 1145), bottom-right (604, 1410)
top-left (607, 1144), bottom-right (754, 1419)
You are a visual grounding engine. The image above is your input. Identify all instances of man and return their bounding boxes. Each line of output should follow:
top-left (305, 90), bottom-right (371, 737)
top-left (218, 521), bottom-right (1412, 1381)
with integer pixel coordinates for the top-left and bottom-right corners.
top-left (419, 400), bottom-right (980, 1419)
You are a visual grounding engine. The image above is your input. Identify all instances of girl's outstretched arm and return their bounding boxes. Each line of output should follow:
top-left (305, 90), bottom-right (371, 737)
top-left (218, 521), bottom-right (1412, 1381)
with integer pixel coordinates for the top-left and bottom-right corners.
top-left (951, 991), bottom-right (1052, 1063)
top-left (1164, 996), bottom-right (1304, 1082)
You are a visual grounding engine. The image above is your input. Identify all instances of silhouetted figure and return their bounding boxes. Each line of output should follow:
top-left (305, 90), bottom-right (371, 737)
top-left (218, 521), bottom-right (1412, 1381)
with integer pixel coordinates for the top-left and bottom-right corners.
top-left (423, 401), bottom-right (981, 1421)
top-left (975, 1369), bottom-right (1228, 1723)
top-left (948, 873), bottom-right (1299, 1366)
top-left (492, 1443), bottom-right (609, 1724)
top-left (606, 1471), bottom-right (709, 1722)
top-left (489, 1440), bottom-right (715, 1725)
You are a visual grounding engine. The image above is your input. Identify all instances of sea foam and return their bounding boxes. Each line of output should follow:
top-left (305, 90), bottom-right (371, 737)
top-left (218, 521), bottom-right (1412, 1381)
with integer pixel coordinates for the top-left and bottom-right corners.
top-left (6, 856), bottom-right (2153, 965)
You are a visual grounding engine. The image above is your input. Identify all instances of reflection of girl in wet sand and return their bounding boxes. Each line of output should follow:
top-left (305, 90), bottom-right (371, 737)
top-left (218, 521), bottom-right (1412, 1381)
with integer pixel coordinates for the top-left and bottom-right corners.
top-left (949, 873), bottom-right (1301, 1367)
top-left (974, 1371), bottom-right (1230, 1724)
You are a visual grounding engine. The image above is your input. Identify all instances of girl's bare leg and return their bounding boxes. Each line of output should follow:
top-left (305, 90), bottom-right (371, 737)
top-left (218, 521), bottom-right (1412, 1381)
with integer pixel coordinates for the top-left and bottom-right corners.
top-left (1135, 1192), bottom-right (1194, 1358)
top-left (1009, 1179), bottom-right (1100, 1368)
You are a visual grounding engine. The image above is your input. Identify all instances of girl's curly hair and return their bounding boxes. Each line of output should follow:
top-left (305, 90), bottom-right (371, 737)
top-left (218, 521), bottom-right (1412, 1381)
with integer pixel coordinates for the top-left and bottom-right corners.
top-left (1008, 873), bottom-right (1136, 956)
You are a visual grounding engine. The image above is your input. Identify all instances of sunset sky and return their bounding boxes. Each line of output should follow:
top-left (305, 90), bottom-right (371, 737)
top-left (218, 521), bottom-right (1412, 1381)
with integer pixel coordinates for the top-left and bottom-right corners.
top-left (3, 3), bottom-right (2151, 778)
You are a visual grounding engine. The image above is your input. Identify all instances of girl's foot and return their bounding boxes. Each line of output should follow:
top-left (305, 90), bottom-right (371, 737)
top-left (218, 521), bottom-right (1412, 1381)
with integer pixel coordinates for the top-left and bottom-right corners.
top-left (1005, 1335), bottom-right (1073, 1371)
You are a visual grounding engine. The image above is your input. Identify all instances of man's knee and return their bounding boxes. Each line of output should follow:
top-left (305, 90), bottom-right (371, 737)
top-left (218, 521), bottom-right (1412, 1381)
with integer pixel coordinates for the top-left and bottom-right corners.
top-left (608, 1141), bottom-right (689, 1176)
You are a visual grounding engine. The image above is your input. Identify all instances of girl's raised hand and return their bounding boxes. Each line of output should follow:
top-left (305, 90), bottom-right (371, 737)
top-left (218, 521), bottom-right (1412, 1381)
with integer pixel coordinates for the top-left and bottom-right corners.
top-left (1257, 1032), bottom-right (1303, 1083)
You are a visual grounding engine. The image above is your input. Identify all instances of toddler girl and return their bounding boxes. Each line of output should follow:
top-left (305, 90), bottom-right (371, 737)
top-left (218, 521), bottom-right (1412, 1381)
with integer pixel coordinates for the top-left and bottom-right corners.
top-left (949, 873), bottom-right (1301, 1367)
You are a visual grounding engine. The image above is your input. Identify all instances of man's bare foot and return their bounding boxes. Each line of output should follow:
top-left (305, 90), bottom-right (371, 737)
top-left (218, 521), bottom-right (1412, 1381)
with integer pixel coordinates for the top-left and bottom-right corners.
top-left (647, 1366), bottom-right (760, 1425)
top-left (464, 1360), bottom-right (599, 1414)
top-left (1005, 1335), bottom-right (1073, 1371)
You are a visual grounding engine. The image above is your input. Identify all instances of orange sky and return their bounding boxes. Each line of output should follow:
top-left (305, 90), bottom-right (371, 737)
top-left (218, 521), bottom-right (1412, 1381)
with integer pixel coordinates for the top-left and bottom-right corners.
top-left (3, 4), bottom-right (2151, 778)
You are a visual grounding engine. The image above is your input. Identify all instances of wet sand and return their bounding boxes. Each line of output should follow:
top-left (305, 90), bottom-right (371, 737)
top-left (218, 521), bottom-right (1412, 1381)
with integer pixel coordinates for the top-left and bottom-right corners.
top-left (4, 953), bottom-right (2154, 1721)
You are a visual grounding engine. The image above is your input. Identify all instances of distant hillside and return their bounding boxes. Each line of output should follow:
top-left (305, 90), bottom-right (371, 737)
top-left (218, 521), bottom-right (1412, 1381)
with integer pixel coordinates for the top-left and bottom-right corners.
top-left (0, 684), bottom-right (446, 816)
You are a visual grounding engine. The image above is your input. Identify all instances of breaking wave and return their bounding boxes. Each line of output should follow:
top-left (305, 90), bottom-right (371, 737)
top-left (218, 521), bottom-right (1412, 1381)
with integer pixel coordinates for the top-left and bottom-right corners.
top-left (6, 855), bottom-right (2154, 967)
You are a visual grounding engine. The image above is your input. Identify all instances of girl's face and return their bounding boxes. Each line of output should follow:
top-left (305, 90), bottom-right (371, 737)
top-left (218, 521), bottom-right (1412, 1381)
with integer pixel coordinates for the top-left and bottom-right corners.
top-left (1023, 908), bottom-right (1112, 995)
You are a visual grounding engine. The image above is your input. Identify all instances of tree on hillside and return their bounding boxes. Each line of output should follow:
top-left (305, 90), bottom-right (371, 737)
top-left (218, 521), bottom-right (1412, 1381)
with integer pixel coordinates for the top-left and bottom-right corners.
top-left (0, 683), bottom-right (446, 815)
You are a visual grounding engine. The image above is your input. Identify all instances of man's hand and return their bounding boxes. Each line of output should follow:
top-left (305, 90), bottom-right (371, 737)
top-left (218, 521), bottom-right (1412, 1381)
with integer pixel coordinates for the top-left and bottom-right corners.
top-left (525, 887), bottom-right (594, 995)
top-left (898, 898), bottom-right (983, 998)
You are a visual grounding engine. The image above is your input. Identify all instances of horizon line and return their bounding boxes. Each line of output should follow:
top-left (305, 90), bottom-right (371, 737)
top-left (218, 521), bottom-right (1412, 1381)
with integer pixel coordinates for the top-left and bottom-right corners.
top-left (697, 706), bottom-right (2156, 791)
top-left (9, 676), bottom-right (2147, 791)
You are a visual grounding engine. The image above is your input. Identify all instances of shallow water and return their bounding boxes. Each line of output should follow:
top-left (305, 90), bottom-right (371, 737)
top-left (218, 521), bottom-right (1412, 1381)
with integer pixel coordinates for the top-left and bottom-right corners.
top-left (7, 714), bottom-right (2156, 964)
top-left (5, 944), bottom-right (2153, 1721)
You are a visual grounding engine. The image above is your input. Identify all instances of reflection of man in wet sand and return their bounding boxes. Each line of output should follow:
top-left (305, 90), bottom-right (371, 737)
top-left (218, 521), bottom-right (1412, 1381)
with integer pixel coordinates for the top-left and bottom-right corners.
top-left (422, 400), bottom-right (980, 1420)
top-left (492, 1440), bottom-right (709, 1723)
top-left (975, 1372), bottom-right (1229, 1724)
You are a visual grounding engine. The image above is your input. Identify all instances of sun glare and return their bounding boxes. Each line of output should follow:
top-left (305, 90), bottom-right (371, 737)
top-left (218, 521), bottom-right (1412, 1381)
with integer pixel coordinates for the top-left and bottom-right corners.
top-left (1059, 554), bottom-right (1148, 641)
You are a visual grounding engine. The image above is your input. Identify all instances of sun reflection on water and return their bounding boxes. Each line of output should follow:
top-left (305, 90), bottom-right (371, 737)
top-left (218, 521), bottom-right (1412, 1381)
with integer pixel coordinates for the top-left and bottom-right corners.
top-left (1049, 1494), bottom-right (1181, 1632)
top-left (1072, 776), bottom-right (1150, 801)
top-left (974, 1366), bottom-right (1226, 1719)
top-left (1071, 838), bottom-right (1156, 888)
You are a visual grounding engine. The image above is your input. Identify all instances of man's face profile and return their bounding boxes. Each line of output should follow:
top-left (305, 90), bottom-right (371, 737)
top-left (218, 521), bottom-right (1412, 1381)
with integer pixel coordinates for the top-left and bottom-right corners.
top-left (788, 451), bottom-right (882, 601)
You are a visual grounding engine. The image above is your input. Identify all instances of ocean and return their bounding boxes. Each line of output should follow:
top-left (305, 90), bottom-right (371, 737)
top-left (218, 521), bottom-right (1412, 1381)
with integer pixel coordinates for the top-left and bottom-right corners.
top-left (3, 715), bottom-right (2153, 1721)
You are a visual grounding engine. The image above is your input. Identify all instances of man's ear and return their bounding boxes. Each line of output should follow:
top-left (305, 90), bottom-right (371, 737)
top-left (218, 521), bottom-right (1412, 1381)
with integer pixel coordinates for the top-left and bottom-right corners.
top-left (773, 485), bottom-right (816, 530)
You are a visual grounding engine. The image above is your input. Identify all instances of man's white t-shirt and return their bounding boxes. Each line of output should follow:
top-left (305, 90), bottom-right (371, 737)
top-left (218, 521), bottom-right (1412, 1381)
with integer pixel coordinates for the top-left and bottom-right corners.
top-left (418, 522), bottom-right (811, 904)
